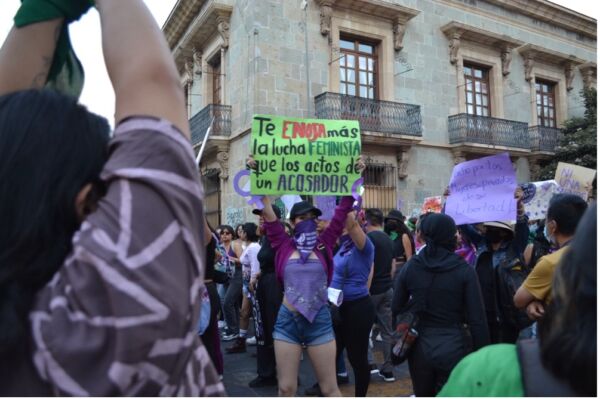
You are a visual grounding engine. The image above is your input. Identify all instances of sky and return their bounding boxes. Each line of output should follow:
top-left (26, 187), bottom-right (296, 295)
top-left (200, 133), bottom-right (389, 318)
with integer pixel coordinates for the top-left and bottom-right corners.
top-left (0, 0), bottom-right (596, 125)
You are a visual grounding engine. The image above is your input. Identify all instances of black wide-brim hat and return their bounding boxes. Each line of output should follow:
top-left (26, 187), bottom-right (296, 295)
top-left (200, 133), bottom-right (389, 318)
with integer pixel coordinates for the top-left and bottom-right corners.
top-left (289, 201), bottom-right (323, 220)
top-left (385, 209), bottom-right (405, 223)
top-left (252, 206), bottom-right (282, 220)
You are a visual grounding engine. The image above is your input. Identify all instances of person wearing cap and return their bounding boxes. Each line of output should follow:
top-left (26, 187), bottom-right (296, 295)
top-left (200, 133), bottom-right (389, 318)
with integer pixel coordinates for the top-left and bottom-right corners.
top-left (470, 187), bottom-right (530, 344)
top-left (384, 209), bottom-right (416, 277)
top-left (513, 193), bottom-right (587, 319)
top-left (258, 194), bottom-right (355, 397)
top-left (247, 206), bottom-right (283, 388)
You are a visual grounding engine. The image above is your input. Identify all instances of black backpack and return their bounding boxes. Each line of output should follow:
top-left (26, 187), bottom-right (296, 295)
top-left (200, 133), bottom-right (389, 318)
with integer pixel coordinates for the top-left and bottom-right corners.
top-left (495, 248), bottom-right (533, 331)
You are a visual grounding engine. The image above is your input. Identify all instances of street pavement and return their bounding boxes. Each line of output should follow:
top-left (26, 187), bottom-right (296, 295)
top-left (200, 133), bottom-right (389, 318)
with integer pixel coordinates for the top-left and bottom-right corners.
top-left (220, 336), bottom-right (413, 397)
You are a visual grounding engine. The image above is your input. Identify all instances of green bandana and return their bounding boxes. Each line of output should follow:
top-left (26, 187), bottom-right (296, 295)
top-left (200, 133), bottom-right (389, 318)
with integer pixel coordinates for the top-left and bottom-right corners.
top-left (389, 231), bottom-right (398, 241)
top-left (14, 0), bottom-right (94, 98)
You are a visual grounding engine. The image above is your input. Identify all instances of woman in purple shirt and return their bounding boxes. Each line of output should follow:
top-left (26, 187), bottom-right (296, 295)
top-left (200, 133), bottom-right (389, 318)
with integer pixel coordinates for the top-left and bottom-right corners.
top-left (330, 211), bottom-right (375, 396)
top-left (259, 195), bottom-right (355, 397)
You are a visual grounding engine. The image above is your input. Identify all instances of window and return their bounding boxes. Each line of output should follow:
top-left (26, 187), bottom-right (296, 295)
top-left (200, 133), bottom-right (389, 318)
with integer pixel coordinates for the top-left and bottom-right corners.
top-left (210, 56), bottom-right (222, 105)
top-left (464, 64), bottom-right (490, 116)
top-left (362, 162), bottom-right (397, 216)
top-left (339, 37), bottom-right (377, 99)
top-left (536, 80), bottom-right (556, 127)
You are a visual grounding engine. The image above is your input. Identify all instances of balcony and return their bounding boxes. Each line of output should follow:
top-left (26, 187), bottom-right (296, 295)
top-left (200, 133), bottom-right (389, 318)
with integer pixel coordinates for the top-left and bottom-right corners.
top-left (314, 92), bottom-right (422, 141)
top-left (529, 125), bottom-right (561, 153)
top-left (448, 113), bottom-right (530, 152)
top-left (189, 104), bottom-right (232, 147)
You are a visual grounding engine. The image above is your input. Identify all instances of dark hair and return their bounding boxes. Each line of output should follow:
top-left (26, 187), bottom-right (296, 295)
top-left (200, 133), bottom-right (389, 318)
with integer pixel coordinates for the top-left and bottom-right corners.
top-left (0, 90), bottom-right (110, 355)
top-left (235, 224), bottom-right (244, 239)
top-left (538, 204), bottom-right (596, 396)
top-left (365, 208), bottom-right (384, 226)
top-left (546, 193), bottom-right (588, 236)
top-left (242, 222), bottom-right (259, 242)
top-left (218, 224), bottom-right (235, 236)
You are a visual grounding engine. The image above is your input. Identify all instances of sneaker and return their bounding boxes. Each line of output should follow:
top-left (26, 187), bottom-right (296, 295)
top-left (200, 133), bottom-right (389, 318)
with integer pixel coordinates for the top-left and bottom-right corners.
top-left (369, 364), bottom-right (379, 375)
top-left (246, 336), bottom-right (257, 346)
top-left (303, 382), bottom-right (321, 396)
top-left (222, 332), bottom-right (239, 341)
top-left (248, 375), bottom-right (278, 388)
top-left (225, 337), bottom-right (247, 354)
top-left (379, 371), bottom-right (396, 382)
top-left (337, 373), bottom-right (349, 385)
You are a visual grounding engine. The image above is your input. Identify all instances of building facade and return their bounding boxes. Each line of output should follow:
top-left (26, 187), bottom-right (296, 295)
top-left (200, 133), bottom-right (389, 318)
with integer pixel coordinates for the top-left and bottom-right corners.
top-left (163, 0), bottom-right (597, 227)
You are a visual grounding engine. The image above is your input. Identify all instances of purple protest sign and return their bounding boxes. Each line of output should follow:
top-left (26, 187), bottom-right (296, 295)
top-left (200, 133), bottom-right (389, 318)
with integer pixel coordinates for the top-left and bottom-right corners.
top-left (314, 196), bottom-right (337, 221)
top-left (445, 153), bottom-right (517, 225)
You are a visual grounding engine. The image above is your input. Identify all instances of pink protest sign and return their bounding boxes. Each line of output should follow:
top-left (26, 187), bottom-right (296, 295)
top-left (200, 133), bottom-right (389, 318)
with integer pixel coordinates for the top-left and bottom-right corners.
top-left (421, 196), bottom-right (442, 213)
top-left (314, 196), bottom-right (337, 220)
top-left (445, 153), bottom-right (517, 225)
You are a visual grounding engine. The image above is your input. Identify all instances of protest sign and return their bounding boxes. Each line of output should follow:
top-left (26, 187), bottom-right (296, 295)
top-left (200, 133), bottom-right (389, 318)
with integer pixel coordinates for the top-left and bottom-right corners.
top-left (554, 162), bottom-right (596, 200)
top-left (445, 153), bottom-right (517, 225)
top-left (250, 115), bottom-right (362, 196)
top-left (519, 180), bottom-right (559, 220)
top-left (314, 196), bottom-right (337, 221)
top-left (421, 196), bottom-right (442, 213)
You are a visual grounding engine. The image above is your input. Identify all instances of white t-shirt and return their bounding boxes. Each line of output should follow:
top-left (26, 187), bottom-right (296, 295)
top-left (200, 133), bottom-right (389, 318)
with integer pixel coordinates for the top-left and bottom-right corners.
top-left (240, 242), bottom-right (261, 280)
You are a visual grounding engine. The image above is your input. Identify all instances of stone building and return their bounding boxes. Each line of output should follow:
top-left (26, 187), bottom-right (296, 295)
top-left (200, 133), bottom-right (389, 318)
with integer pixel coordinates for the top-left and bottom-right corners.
top-left (162, 0), bottom-right (597, 227)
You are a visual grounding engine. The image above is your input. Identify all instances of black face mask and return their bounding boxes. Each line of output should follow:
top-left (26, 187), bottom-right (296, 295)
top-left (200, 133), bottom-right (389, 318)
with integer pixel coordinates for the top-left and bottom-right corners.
top-left (386, 221), bottom-right (399, 231)
top-left (486, 229), bottom-right (505, 244)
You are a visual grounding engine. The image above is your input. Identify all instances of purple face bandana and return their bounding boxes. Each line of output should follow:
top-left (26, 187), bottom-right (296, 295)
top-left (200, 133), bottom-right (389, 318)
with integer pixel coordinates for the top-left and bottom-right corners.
top-left (294, 219), bottom-right (318, 263)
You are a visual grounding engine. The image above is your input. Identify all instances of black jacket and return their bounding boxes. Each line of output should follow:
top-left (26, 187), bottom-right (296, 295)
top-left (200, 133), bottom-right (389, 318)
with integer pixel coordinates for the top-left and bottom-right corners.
top-left (392, 250), bottom-right (490, 351)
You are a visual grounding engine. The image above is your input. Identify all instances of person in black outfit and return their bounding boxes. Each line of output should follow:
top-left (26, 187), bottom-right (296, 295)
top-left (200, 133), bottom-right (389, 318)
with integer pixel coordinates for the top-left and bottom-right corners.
top-left (201, 222), bottom-right (224, 377)
top-left (247, 206), bottom-right (284, 388)
top-left (364, 208), bottom-right (396, 382)
top-left (392, 213), bottom-right (489, 397)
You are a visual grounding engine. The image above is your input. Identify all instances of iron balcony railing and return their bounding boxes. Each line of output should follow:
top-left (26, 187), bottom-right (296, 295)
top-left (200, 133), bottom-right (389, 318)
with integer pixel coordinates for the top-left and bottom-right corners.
top-left (314, 92), bottom-right (422, 137)
top-left (448, 113), bottom-right (529, 150)
top-left (189, 104), bottom-right (232, 147)
top-left (529, 125), bottom-right (561, 153)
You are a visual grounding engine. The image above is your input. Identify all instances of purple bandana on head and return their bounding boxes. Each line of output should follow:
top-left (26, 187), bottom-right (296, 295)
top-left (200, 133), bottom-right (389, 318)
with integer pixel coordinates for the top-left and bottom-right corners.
top-left (294, 219), bottom-right (318, 263)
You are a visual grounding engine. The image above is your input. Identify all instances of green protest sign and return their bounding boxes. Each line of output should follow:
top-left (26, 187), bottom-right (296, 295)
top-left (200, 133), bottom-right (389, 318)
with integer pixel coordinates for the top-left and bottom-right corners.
top-left (250, 115), bottom-right (362, 196)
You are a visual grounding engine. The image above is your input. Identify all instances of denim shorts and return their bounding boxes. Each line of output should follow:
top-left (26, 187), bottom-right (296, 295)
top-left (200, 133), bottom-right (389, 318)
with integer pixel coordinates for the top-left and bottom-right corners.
top-left (273, 304), bottom-right (335, 346)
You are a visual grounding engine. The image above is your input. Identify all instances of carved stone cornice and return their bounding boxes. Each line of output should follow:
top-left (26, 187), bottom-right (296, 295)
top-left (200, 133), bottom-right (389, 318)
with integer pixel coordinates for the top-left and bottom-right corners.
top-left (441, 21), bottom-right (523, 69)
top-left (579, 62), bottom-right (597, 90)
top-left (517, 44), bottom-right (586, 88)
top-left (165, 1), bottom-right (233, 72)
top-left (451, 148), bottom-right (466, 165)
top-left (315, 0), bottom-right (419, 49)
top-left (216, 147), bottom-right (230, 181)
top-left (216, 14), bottom-right (230, 49)
top-left (483, 0), bottom-right (597, 39)
top-left (396, 147), bottom-right (410, 179)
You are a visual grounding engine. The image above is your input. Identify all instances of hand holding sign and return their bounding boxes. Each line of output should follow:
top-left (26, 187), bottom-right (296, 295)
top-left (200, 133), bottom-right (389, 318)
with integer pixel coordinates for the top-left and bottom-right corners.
top-left (250, 115), bottom-right (362, 196)
top-left (445, 153), bottom-right (517, 225)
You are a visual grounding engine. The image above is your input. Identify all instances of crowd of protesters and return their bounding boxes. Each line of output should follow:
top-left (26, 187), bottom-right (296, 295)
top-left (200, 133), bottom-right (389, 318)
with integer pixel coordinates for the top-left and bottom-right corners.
top-left (0, 0), bottom-right (595, 397)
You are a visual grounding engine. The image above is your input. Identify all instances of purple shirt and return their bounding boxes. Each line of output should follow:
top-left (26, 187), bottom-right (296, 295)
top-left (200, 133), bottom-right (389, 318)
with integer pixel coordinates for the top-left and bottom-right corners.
top-left (264, 196), bottom-right (354, 287)
top-left (332, 237), bottom-right (374, 301)
top-left (284, 258), bottom-right (328, 322)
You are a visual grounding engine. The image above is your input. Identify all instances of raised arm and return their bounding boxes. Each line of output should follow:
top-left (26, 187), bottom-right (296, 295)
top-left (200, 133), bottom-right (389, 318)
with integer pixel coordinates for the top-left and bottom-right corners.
top-left (345, 211), bottom-right (366, 250)
top-left (96, 1), bottom-right (189, 136)
top-left (320, 196), bottom-right (354, 250)
top-left (0, 19), bottom-right (63, 95)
